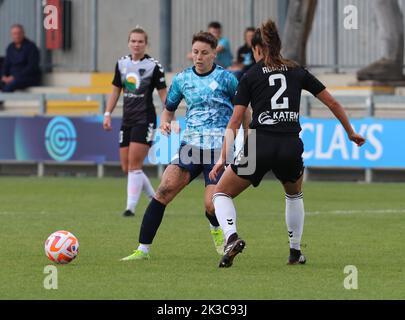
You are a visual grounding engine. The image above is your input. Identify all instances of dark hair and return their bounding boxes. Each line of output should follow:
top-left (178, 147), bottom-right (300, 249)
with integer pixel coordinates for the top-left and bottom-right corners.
top-left (192, 31), bottom-right (218, 49)
top-left (208, 21), bottom-right (222, 30)
top-left (128, 27), bottom-right (148, 44)
top-left (260, 19), bottom-right (297, 68)
top-left (245, 27), bottom-right (256, 34)
top-left (251, 28), bottom-right (262, 49)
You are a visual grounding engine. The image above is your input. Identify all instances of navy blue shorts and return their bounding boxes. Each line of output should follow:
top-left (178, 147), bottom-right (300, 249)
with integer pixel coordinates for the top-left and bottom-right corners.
top-left (171, 144), bottom-right (223, 186)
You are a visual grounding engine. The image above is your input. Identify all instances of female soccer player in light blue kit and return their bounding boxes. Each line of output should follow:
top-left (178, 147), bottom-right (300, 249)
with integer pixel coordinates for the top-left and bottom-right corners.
top-left (121, 31), bottom-right (249, 260)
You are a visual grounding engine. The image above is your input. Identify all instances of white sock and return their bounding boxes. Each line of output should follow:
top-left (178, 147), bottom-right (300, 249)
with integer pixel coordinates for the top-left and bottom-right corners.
top-left (212, 193), bottom-right (237, 243)
top-left (285, 192), bottom-right (305, 250)
top-left (138, 243), bottom-right (150, 254)
top-left (126, 169), bottom-right (143, 212)
top-left (141, 172), bottom-right (155, 199)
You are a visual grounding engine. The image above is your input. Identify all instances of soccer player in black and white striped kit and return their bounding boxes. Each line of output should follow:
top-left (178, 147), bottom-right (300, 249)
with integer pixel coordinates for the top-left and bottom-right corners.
top-left (209, 20), bottom-right (366, 268)
top-left (103, 27), bottom-right (167, 217)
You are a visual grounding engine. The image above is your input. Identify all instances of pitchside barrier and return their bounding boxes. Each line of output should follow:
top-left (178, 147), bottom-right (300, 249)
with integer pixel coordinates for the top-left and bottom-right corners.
top-left (0, 93), bottom-right (405, 182)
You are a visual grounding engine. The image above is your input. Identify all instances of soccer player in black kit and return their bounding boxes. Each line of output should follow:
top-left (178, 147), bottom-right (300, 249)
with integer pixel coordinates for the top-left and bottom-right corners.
top-left (103, 27), bottom-right (167, 217)
top-left (209, 20), bottom-right (366, 268)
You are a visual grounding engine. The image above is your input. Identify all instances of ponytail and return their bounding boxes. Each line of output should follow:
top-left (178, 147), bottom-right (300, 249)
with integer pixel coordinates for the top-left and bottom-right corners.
top-left (260, 19), bottom-right (297, 68)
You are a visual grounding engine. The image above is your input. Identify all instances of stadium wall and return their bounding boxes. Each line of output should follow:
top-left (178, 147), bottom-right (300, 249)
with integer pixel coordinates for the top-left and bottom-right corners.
top-left (2, 0), bottom-right (405, 72)
top-left (0, 0), bottom-right (38, 51)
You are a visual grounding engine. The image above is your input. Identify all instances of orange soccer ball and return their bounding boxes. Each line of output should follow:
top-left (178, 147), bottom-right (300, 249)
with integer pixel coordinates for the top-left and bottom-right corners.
top-left (44, 230), bottom-right (79, 264)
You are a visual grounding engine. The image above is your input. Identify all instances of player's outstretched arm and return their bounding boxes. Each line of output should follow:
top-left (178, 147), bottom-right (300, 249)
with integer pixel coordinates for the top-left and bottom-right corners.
top-left (209, 105), bottom-right (246, 181)
top-left (103, 85), bottom-right (121, 131)
top-left (316, 89), bottom-right (366, 147)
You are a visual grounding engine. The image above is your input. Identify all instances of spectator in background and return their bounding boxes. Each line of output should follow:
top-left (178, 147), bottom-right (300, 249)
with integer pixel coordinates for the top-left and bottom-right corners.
top-left (0, 24), bottom-right (41, 93)
top-left (187, 22), bottom-right (234, 69)
top-left (207, 21), bottom-right (233, 68)
top-left (228, 27), bottom-right (256, 80)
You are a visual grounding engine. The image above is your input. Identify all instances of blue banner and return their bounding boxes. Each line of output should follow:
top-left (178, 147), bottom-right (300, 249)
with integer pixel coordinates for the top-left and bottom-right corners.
top-left (300, 117), bottom-right (404, 168)
top-left (0, 115), bottom-right (404, 168)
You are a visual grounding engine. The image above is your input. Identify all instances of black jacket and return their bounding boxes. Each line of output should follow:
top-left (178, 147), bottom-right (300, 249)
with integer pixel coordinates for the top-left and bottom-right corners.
top-left (2, 38), bottom-right (40, 81)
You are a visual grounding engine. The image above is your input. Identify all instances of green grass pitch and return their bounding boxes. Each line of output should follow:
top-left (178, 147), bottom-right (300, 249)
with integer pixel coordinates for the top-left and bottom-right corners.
top-left (0, 177), bottom-right (404, 299)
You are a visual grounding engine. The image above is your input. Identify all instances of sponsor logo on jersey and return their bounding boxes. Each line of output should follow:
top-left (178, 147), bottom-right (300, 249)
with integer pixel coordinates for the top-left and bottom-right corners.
top-left (124, 72), bottom-right (141, 92)
top-left (209, 80), bottom-right (219, 91)
top-left (258, 111), bottom-right (299, 125)
top-left (123, 93), bottom-right (145, 98)
top-left (258, 111), bottom-right (279, 125)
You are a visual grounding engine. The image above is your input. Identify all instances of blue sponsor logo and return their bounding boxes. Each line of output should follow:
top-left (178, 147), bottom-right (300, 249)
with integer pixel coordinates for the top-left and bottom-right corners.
top-left (45, 117), bottom-right (77, 161)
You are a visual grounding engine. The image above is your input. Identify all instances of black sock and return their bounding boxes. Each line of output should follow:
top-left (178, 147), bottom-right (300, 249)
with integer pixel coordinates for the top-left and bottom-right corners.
top-left (139, 198), bottom-right (166, 244)
top-left (205, 211), bottom-right (220, 227)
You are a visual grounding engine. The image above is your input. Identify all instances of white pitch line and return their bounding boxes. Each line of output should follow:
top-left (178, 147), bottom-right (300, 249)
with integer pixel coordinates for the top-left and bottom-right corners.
top-left (0, 211), bottom-right (47, 215)
top-left (306, 209), bottom-right (405, 216)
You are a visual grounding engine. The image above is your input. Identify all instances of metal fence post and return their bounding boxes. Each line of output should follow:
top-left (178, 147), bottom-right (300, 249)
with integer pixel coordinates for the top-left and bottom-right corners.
top-left (366, 95), bottom-right (375, 117)
top-left (332, 0), bottom-right (339, 73)
top-left (365, 94), bottom-right (374, 183)
top-left (160, 0), bottom-right (172, 72)
top-left (98, 94), bottom-right (106, 114)
top-left (37, 162), bottom-right (44, 177)
top-left (91, 0), bottom-right (98, 72)
top-left (277, 0), bottom-right (289, 36)
top-left (365, 168), bottom-right (373, 183)
top-left (302, 95), bottom-right (310, 116)
top-left (157, 164), bottom-right (164, 178)
top-left (246, 0), bottom-right (255, 27)
top-left (97, 163), bottom-right (104, 178)
top-left (39, 94), bottom-right (46, 114)
top-left (303, 167), bottom-right (309, 182)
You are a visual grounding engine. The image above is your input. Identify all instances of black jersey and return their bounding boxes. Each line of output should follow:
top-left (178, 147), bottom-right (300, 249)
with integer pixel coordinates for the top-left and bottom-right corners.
top-left (233, 61), bottom-right (325, 134)
top-left (236, 44), bottom-right (254, 68)
top-left (112, 54), bottom-right (167, 126)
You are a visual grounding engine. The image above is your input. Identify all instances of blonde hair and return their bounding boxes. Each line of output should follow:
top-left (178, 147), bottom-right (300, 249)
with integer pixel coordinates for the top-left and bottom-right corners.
top-left (128, 26), bottom-right (148, 44)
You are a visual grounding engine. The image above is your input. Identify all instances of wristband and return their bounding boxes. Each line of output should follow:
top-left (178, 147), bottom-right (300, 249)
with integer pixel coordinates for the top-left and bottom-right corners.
top-left (104, 112), bottom-right (111, 117)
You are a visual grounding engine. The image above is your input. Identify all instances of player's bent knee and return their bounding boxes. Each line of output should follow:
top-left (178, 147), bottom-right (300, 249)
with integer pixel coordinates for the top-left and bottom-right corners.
top-left (128, 159), bottom-right (144, 171)
top-left (283, 184), bottom-right (302, 195)
top-left (213, 184), bottom-right (230, 196)
top-left (155, 184), bottom-right (177, 205)
top-left (212, 192), bottom-right (232, 204)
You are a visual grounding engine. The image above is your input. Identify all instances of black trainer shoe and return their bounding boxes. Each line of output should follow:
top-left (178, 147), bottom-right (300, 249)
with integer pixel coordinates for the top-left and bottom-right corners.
top-left (219, 238), bottom-right (246, 268)
top-left (122, 209), bottom-right (134, 217)
top-left (287, 248), bottom-right (306, 265)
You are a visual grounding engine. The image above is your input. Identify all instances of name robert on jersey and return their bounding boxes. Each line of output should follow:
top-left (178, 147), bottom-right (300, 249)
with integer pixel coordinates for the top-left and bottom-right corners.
top-left (258, 110), bottom-right (299, 125)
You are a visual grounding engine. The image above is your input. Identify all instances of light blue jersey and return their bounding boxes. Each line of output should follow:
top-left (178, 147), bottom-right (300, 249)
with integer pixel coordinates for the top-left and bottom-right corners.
top-left (166, 64), bottom-right (238, 150)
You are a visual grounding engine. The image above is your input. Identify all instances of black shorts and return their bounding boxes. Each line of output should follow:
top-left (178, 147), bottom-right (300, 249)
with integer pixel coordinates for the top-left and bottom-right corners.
top-left (170, 144), bottom-right (223, 186)
top-left (231, 132), bottom-right (304, 187)
top-left (119, 122), bottom-right (156, 147)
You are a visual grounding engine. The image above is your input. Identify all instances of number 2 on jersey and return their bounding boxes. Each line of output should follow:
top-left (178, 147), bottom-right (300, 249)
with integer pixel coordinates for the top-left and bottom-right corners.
top-left (269, 74), bottom-right (289, 110)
